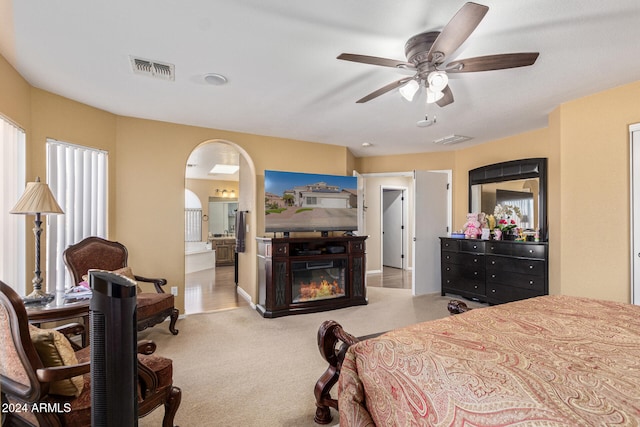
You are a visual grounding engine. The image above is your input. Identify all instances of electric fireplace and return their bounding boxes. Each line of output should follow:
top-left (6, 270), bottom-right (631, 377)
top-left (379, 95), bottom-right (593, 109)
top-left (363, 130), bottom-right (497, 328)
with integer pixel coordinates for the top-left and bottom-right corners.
top-left (292, 259), bottom-right (346, 303)
top-left (256, 235), bottom-right (367, 317)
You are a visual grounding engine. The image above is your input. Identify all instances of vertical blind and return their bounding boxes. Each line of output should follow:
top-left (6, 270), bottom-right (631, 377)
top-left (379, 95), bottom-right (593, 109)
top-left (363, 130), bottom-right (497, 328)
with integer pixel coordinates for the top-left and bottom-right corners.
top-left (46, 139), bottom-right (108, 292)
top-left (0, 117), bottom-right (26, 294)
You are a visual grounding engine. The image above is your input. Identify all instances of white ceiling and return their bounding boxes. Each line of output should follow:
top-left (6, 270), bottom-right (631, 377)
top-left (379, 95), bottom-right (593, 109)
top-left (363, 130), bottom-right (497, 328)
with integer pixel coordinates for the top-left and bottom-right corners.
top-left (2, 0), bottom-right (640, 164)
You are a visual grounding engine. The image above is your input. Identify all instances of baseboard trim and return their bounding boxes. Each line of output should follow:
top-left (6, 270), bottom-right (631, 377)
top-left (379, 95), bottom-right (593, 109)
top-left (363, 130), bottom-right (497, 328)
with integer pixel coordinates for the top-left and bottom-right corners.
top-left (236, 285), bottom-right (256, 309)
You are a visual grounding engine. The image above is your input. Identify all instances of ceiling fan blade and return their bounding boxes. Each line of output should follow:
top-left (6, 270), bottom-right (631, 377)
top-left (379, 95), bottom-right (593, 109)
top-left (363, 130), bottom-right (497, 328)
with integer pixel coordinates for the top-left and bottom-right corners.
top-left (356, 77), bottom-right (413, 103)
top-left (446, 52), bottom-right (540, 73)
top-left (338, 53), bottom-right (415, 70)
top-left (436, 86), bottom-right (454, 107)
top-left (428, 2), bottom-right (489, 63)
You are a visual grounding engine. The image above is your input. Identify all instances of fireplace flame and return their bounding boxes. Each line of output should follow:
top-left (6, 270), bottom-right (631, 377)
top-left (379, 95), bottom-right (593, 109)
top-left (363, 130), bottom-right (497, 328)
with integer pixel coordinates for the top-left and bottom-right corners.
top-left (297, 277), bottom-right (344, 302)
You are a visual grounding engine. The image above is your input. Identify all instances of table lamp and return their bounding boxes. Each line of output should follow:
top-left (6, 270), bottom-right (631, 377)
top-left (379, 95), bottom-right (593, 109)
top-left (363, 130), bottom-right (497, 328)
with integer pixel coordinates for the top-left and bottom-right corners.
top-left (10, 177), bottom-right (64, 303)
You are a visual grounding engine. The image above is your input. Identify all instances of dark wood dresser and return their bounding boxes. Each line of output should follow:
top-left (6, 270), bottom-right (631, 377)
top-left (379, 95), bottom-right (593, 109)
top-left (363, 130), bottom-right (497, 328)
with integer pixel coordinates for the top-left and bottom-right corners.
top-left (440, 237), bottom-right (548, 304)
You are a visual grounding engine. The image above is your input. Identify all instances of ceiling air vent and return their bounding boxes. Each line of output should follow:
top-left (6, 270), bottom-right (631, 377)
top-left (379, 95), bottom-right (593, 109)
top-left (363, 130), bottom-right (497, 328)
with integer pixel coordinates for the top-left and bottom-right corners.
top-left (433, 135), bottom-right (472, 145)
top-left (129, 56), bottom-right (175, 81)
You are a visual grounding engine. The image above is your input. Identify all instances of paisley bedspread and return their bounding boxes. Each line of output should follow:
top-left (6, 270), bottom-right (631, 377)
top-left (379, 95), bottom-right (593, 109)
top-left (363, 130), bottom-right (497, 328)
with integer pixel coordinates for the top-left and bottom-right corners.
top-left (338, 295), bottom-right (640, 426)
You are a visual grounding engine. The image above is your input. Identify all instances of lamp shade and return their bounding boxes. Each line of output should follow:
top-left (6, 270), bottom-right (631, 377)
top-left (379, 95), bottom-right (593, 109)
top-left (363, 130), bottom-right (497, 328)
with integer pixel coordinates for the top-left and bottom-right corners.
top-left (399, 79), bottom-right (419, 102)
top-left (10, 177), bottom-right (64, 215)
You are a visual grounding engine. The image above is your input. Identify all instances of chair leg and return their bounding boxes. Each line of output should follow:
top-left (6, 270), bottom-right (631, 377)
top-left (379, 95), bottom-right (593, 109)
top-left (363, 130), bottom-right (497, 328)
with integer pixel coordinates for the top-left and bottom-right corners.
top-left (169, 308), bottom-right (179, 335)
top-left (162, 386), bottom-right (182, 427)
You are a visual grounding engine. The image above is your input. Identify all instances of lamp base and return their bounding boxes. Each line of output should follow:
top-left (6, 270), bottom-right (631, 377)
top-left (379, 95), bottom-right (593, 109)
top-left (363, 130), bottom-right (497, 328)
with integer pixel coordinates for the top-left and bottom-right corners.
top-left (22, 289), bottom-right (55, 306)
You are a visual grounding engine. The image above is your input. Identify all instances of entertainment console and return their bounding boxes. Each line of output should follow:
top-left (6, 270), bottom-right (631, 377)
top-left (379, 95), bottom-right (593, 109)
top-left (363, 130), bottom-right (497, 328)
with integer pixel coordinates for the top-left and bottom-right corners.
top-left (256, 235), bottom-right (367, 318)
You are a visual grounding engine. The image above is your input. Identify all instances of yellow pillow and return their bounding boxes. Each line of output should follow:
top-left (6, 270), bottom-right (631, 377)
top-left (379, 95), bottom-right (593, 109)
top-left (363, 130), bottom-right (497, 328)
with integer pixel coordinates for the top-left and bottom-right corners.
top-left (29, 325), bottom-right (84, 397)
top-left (111, 266), bottom-right (142, 293)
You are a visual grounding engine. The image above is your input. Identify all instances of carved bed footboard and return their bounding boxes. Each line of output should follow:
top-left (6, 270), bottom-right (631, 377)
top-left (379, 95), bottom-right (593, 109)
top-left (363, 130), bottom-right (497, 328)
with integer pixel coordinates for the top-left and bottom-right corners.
top-left (314, 301), bottom-right (470, 424)
top-left (314, 320), bottom-right (387, 424)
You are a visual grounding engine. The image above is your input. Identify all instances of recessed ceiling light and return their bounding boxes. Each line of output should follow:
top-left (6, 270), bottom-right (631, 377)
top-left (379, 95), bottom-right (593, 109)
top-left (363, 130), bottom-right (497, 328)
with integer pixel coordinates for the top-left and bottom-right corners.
top-left (204, 73), bottom-right (228, 86)
top-left (362, 142), bottom-right (373, 147)
top-left (209, 164), bottom-right (239, 174)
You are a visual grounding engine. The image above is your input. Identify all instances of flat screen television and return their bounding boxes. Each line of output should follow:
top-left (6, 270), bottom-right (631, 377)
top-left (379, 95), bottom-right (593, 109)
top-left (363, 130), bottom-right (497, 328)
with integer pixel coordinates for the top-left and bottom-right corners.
top-left (264, 170), bottom-right (358, 233)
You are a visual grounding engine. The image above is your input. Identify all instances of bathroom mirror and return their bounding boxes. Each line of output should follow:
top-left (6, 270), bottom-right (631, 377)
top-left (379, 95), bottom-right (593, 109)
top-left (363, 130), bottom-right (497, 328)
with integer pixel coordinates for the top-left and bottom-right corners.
top-left (469, 158), bottom-right (547, 241)
top-left (208, 197), bottom-right (238, 236)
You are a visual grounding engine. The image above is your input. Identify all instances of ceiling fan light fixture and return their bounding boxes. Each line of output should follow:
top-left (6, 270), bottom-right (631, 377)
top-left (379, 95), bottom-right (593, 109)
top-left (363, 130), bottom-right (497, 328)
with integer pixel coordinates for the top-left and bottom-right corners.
top-left (427, 71), bottom-right (448, 92)
top-left (426, 87), bottom-right (445, 104)
top-left (399, 79), bottom-right (419, 101)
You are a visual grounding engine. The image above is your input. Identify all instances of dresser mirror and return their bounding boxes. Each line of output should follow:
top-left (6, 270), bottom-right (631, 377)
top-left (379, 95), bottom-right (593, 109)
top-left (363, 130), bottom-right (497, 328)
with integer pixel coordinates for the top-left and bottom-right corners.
top-left (468, 158), bottom-right (547, 241)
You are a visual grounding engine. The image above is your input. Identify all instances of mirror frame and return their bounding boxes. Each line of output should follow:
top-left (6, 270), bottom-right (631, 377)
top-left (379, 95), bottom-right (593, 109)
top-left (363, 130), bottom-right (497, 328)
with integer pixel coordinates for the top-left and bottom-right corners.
top-left (469, 158), bottom-right (548, 241)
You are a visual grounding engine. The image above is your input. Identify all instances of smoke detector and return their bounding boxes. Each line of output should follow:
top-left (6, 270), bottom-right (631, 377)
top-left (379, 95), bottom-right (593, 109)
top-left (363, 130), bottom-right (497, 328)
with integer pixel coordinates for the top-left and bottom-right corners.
top-left (417, 115), bottom-right (436, 127)
top-left (130, 56), bottom-right (175, 81)
top-left (433, 135), bottom-right (472, 145)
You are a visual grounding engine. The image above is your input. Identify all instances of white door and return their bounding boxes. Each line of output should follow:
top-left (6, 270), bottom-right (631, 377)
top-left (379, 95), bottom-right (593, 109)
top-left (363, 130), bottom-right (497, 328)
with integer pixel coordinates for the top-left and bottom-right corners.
top-left (413, 170), bottom-right (449, 296)
top-left (630, 124), bottom-right (640, 304)
top-left (383, 189), bottom-right (404, 269)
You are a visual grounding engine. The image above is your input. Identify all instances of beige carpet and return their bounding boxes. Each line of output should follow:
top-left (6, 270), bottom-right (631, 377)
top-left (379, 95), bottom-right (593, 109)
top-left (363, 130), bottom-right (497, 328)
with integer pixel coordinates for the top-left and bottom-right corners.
top-left (138, 287), bottom-right (484, 426)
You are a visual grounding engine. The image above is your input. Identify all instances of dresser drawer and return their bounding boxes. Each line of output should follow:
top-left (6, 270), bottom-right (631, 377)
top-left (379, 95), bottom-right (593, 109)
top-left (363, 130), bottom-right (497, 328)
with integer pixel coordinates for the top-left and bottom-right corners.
top-left (486, 270), bottom-right (545, 292)
top-left (442, 273), bottom-right (485, 296)
top-left (486, 256), bottom-right (545, 277)
top-left (441, 252), bottom-right (484, 266)
top-left (487, 242), bottom-right (546, 259)
top-left (441, 239), bottom-right (459, 252)
top-left (459, 240), bottom-right (485, 253)
top-left (486, 283), bottom-right (545, 304)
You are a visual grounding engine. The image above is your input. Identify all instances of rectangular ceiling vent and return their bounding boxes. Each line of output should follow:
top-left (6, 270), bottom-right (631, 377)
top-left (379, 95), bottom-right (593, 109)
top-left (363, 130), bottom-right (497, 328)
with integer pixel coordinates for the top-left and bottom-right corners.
top-left (129, 56), bottom-right (175, 81)
top-left (433, 135), bottom-right (472, 145)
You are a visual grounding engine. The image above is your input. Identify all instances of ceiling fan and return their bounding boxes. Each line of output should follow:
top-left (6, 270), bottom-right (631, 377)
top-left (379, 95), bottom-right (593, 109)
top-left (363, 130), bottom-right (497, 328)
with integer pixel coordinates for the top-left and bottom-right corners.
top-left (338, 2), bottom-right (539, 107)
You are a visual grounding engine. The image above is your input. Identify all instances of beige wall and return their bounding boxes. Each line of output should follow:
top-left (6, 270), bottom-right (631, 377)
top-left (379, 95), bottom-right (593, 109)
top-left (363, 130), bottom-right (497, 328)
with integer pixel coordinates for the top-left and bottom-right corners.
top-left (4, 49), bottom-right (640, 310)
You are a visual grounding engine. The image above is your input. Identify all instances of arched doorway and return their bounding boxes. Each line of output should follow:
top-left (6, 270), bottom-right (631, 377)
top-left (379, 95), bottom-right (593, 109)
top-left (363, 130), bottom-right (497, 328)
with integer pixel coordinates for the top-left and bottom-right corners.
top-left (184, 140), bottom-right (256, 314)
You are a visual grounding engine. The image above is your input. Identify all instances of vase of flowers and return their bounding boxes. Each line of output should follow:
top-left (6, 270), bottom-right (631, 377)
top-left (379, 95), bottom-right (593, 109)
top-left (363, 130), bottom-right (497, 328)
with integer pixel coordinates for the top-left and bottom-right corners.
top-left (492, 204), bottom-right (521, 240)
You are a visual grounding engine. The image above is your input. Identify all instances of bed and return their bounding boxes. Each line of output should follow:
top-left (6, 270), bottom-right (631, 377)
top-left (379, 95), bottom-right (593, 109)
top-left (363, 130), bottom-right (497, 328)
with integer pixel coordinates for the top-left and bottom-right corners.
top-left (314, 295), bottom-right (640, 426)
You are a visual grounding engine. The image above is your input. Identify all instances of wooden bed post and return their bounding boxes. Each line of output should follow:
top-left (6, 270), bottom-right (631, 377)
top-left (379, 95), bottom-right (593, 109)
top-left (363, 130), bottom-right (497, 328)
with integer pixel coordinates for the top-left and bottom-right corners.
top-left (314, 320), bottom-right (359, 424)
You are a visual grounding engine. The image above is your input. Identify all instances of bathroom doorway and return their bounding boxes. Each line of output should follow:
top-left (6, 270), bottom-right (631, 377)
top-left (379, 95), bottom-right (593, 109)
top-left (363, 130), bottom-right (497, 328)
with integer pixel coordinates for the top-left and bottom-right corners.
top-left (184, 140), bottom-right (254, 314)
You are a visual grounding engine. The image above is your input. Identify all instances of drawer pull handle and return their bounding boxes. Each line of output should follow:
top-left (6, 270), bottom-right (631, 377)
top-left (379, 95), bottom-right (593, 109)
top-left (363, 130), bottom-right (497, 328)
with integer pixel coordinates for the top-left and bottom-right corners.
top-left (491, 261), bottom-right (496, 265)
top-left (529, 249), bottom-right (534, 253)
top-left (474, 285), bottom-right (478, 289)
top-left (529, 265), bottom-right (534, 269)
top-left (474, 258), bottom-right (478, 263)
top-left (491, 274), bottom-right (496, 278)
top-left (473, 245), bottom-right (477, 249)
top-left (529, 280), bottom-right (534, 285)
top-left (474, 272), bottom-right (478, 276)
top-left (492, 289), bottom-right (496, 293)
top-left (446, 267), bottom-right (450, 271)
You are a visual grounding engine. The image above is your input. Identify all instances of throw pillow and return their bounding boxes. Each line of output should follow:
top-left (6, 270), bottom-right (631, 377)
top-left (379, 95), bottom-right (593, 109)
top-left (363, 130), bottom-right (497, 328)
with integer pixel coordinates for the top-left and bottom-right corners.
top-left (83, 267), bottom-right (141, 293)
top-left (111, 266), bottom-right (142, 293)
top-left (29, 325), bottom-right (84, 397)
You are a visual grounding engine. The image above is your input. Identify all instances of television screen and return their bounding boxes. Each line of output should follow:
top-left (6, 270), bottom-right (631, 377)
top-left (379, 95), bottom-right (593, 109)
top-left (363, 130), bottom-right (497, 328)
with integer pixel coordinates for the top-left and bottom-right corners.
top-left (264, 170), bottom-right (358, 233)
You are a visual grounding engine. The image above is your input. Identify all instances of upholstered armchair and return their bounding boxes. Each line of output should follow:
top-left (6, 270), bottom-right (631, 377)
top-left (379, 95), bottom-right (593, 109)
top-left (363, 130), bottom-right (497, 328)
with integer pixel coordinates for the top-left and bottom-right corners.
top-left (0, 280), bottom-right (181, 427)
top-left (63, 236), bottom-right (179, 335)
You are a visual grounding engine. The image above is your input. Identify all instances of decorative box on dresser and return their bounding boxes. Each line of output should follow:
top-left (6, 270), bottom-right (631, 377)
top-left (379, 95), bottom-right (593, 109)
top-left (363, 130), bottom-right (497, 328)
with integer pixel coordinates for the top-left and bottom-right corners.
top-left (440, 237), bottom-right (548, 304)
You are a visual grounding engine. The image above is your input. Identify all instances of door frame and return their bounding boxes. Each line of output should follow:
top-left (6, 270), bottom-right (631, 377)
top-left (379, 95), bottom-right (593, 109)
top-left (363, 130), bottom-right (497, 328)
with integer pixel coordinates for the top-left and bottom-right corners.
top-left (630, 123), bottom-right (640, 304)
top-left (380, 185), bottom-right (408, 270)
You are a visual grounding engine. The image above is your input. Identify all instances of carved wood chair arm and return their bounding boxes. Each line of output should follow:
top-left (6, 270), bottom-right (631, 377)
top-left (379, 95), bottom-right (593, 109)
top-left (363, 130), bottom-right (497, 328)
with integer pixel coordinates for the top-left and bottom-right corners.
top-left (52, 322), bottom-right (86, 350)
top-left (137, 361), bottom-right (159, 398)
top-left (36, 361), bottom-right (90, 382)
top-left (137, 339), bottom-right (157, 355)
top-left (134, 275), bottom-right (168, 293)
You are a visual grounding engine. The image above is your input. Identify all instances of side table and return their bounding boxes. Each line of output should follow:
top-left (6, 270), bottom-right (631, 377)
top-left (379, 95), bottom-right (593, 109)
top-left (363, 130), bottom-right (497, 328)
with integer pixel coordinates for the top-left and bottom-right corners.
top-left (26, 297), bottom-right (91, 346)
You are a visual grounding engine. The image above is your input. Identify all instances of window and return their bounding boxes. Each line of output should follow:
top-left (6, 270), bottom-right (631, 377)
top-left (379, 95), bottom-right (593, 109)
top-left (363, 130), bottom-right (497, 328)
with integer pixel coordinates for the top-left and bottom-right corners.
top-left (46, 139), bottom-right (108, 291)
top-left (0, 117), bottom-right (26, 293)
